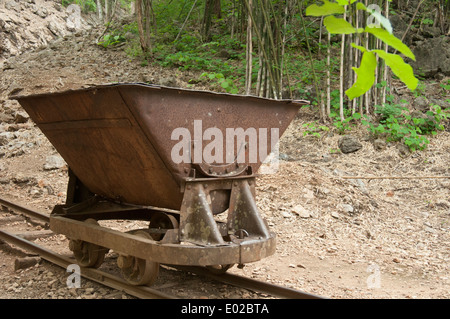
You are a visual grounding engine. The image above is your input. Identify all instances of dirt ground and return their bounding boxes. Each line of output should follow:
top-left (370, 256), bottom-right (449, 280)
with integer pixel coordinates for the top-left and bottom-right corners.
top-left (0, 1), bottom-right (449, 300)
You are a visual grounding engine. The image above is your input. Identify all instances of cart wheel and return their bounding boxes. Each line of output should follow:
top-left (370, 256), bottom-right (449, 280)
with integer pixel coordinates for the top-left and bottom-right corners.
top-left (148, 212), bottom-right (179, 241)
top-left (206, 264), bottom-right (234, 274)
top-left (69, 219), bottom-right (108, 268)
top-left (117, 230), bottom-right (159, 286)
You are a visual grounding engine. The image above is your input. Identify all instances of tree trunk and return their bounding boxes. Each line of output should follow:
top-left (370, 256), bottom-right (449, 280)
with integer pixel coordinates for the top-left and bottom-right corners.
top-left (96, 0), bottom-right (103, 21)
top-left (245, 0), bottom-right (253, 95)
top-left (202, 0), bottom-right (221, 41)
top-left (136, 0), bottom-right (153, 54)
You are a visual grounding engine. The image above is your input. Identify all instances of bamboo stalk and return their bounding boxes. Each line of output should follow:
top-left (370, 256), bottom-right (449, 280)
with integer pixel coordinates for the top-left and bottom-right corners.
top-left (381, 0), bottom-right (390, 105)
top-left (245, 0), bottom-right (253, 95)
top-left (174, 0), bottom-right (200, 42)
top-left (327, 32), bottom-right (331, 118)
top-left (339, 6), bottom-right (347, 122)
top-left (298, 0), bottom-right (325, 120)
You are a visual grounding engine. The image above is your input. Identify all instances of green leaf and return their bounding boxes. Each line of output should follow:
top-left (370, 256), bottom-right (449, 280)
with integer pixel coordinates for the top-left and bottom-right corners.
top-left (366, 27), bottom-right (415, 60)
top-left (351, 42), bottom-right (367, 52)
top-left (305, 1), bottom-right (345, 16)
top-left (352, 112), bottom-right (362, 120)
top-left (373, 50), bottom-right (419, 91)
top-left (324, 16), bottom-right (356, 34)
top-left (346, 50), bottom-right (377, 100)
top-left (336, 0), bottom-right (357, 4)
top-left (356, 2), bottom-right (367, 10)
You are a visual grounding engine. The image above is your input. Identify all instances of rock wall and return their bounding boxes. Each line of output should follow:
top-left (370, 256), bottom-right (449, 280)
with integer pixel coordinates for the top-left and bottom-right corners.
top-left (390, 4), bottom-right (450, 78)
top-left (0, 0), bottom-right (93, 64)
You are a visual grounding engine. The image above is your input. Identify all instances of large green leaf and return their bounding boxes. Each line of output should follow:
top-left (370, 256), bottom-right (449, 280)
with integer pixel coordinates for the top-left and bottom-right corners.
top-left (366, 27), bottom-right (415, 60)
top-left (305, 1), bottom-right (345, 16)
top-left (374, 50), bottom-right (418, 91)
top-left (324, 16), bottom-right (356, 34)
top-left (336, 0), bottom-right (357, 4)
top-left (346, 50), bottom-right (377, 100)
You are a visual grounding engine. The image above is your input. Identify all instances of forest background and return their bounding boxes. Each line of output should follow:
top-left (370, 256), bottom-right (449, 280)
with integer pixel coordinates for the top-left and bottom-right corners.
top-left (63, 0), bottom-right (449, 152)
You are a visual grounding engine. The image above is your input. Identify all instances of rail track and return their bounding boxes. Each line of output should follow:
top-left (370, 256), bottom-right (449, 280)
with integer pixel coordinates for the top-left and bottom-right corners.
top-left (0, 196), bottom-right (325, 300)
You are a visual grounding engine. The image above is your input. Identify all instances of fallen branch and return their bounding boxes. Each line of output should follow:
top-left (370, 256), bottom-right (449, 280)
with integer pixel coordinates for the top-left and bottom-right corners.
top-left (340, 176), bottom-right (450, 180)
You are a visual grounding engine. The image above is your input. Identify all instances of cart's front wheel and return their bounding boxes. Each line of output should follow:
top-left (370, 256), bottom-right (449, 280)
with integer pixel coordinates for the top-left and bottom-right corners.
top-left (117, 230), bottom-right (160, 286)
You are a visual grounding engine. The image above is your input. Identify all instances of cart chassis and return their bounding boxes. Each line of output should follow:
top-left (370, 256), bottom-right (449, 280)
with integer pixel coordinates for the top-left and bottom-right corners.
top-left (50, 173), bottom-right (276, 266)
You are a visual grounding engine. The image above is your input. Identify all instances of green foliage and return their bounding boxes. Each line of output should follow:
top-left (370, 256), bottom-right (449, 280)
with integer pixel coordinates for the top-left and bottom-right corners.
top-left (324, 16), bottom-right (356, 34)
top-left (97, 22), bottom-right (140, 49)
top-left (362, 100), bottom-right (449, 152)
top-left (345, 47), bottom-right (376, 100)
top-left (62, 0), bottom-right (97, 13)
top-left (413, 81), bottom-right (427, 97)
top-left (305, 0), bottom-right (419, 100)
top-left (332, 112), bottom-right (361, 134)
top-left (373, 50), bottom-right (418, 91)
top-left (365, 27), bottom-right (414, 60)
top-left (98, 33), bottom-right (126, 48)
top-left (200, 72), bottom-right (239, 94)
top-left (305, 1), bottom-right (345, 16)
top-left (302, 121), bottom-right (330, 138)
top-left (154, 33), bottom-right (242, 82)
top-left (440, 79), bottom-right (450, 93)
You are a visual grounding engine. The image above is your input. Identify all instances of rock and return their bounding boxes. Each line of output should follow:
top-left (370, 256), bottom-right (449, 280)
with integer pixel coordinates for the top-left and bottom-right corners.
top-left (373, 138), bottom-right (386, 151)
top-left (397, 143), bottom-right (410, 157)
top-left (36, 7), bottom-right (48, 19)
top-left (429, 98), bottom-right (450, 110)
top-left (8, 84), bottom-right (24, 97)
top-left (340, 204), bottom-right (354, 214)
top-left (0, 113), bottom-right (15, 124)
top-left (413, 96), bottom-right (429, 112)
top-left (14, 257), bottom-right (41, 271)
top-left (43, 155), bottom-right (66, 170)
top-left (422, 25), bottom-right (441, 38)
top-left (159, 76), bottom-right (177, 87)
top-left (338, 135), bottom-right (362, 154)
top-left (0, 135), bottom-right (9, 146)
top-left (350, 178), bottom-right (369, 195)
top-left (281, 210), bottom-right (293, 218)
top-left (303, 188), bottom-right (315, 200)
top-left (12, 173), bottom-right (35, 184)
top-left (47, 20), bottom-right (63, 37)
top-left (5, 0), bottom-right (21, 12)
top-left (411, 37), bottom-right (450, 77)
top-left (292, 204), bottom-right (312, 218)
top-left (14, 111), bottom-right (29, 124)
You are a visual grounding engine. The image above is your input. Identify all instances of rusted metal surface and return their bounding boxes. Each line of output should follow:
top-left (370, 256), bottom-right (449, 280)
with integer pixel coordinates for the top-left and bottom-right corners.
top-left (50, 215), bottom-right (276, 266)
top-left (179, 176), bottom-right (271, 246)
top-left (15, 84), bottom-right (307, 208)
top-left (15, 83), bottom-right (306, 272)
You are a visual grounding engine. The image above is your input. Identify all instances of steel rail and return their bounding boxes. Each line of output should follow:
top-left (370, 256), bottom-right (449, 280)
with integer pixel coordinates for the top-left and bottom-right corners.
top-left (0, 228), bottom-right (176, 299)
top-left (0, 197), bottom-right (50, 223)
top-left (174, 265), bottom-right (325, 299)
top-left (0, 196), bottom-right (326, 299)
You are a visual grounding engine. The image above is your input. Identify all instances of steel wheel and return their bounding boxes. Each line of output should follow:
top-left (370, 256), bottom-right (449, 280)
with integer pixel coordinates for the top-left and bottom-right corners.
top-left (148, 212), bottom-right (179, 241)
top-left (68, 219), bottom-right (108, 268)
top-left (206, 264), bottom-right (234, 274)
top-left (117, 230), bottom-right (159, 286)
